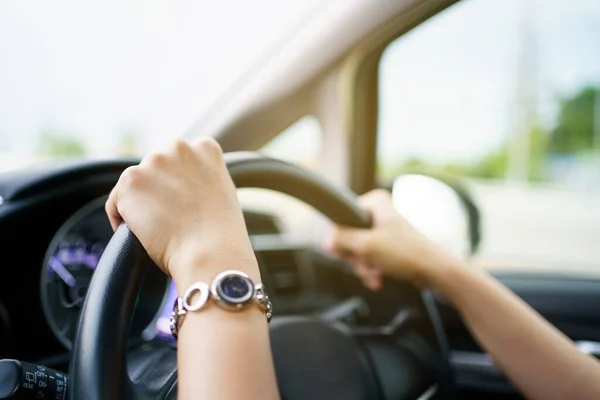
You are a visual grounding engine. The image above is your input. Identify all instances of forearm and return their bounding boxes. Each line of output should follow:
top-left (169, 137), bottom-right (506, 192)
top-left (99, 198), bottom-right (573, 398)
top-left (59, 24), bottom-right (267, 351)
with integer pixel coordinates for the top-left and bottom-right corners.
top-left (427, 255), bottom-right (600, 400)
top-left (177, 307), bottom-right (278, 400)
top-left (173, 252), bottom-right (280, 400)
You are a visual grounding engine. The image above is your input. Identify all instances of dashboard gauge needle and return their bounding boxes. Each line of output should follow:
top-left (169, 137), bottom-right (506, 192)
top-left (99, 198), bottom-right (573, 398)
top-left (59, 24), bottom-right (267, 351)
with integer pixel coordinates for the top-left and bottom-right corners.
top-left (49, 256), bottom-right (76, 287)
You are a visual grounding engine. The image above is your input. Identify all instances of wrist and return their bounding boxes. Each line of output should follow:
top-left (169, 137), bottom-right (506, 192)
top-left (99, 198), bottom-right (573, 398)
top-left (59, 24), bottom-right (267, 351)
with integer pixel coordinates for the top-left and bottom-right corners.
top-left (168, 245), bottom-right (261, 295)
top-left (417, 245), bottom-right (467, 290)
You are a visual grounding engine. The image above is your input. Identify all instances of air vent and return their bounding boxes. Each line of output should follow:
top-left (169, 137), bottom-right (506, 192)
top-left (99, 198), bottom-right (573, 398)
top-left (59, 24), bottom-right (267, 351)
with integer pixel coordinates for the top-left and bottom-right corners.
top-left (258, 250), bottom-right (300, 295)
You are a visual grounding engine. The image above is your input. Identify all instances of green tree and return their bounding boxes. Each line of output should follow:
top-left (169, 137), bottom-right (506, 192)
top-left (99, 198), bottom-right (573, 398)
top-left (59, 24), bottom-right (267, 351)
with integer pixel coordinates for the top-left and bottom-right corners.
top-left (549, 86), bottom-right (598, 154)
top-left (380, 124), bottom-right (549, 183)
top-left (381, 87), bottom-right (600, 182)
top-left (467, 147), bottom-right (509, 179)
top-left (38, 129), bottom-right (86, 158)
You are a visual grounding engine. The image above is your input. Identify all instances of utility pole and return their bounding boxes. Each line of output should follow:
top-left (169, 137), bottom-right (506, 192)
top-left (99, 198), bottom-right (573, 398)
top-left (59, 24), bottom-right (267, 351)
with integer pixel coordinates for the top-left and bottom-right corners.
top-left (507, 0), bottom-right (537, 183)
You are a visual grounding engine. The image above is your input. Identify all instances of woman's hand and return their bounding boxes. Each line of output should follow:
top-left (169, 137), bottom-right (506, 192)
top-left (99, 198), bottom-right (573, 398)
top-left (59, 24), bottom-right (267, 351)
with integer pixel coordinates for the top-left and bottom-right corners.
top-left (331, 192), bottom-right (600, 400)
top-left (106, 138), bottom-right (279, 400)
top-left (326, 189), bottom-right (456, 290)
top-left (105, 137), bottom-right (258, 290)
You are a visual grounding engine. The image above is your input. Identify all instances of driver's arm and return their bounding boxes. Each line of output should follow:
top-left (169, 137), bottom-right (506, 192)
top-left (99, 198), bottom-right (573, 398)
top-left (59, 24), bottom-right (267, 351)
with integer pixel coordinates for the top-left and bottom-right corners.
top-left (106, 138), bottom-right (280, 400)
top-left (327, 189), bottom-right (600, 400)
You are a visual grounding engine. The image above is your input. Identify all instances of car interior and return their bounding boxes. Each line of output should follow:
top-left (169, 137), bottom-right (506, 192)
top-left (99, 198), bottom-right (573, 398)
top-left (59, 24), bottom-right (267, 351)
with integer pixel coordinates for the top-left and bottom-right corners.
top-left (1, 0), bottom-right (599, 399)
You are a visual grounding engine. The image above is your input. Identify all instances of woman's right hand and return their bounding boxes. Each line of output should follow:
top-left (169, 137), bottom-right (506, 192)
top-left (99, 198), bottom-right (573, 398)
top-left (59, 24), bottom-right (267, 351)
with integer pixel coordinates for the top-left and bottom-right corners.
top-left (326, 189), bottom-right (457, 290)
top-left (105, 137), bottom-right (259, 292)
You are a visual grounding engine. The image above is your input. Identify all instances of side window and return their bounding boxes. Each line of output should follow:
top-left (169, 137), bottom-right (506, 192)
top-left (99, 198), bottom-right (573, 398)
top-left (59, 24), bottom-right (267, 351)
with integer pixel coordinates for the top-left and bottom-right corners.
top-left (378, 0), bottom-right (600, 271)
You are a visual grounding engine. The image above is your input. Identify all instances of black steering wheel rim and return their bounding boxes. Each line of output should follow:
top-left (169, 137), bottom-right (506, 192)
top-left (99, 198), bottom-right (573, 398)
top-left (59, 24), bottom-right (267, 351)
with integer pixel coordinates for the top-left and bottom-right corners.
top-left (69, 152), bottom-right (375, 399)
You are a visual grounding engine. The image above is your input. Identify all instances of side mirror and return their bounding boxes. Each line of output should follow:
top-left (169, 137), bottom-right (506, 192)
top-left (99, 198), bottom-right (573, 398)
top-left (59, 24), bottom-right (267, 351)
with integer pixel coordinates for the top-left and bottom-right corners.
top-left (391, 174), bottom-right (481, 260)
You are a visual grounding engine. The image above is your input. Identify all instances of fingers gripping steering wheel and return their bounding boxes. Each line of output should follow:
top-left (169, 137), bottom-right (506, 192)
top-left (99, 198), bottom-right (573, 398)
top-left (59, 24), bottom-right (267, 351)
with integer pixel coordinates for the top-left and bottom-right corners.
top-left (69, 152), bottom-right (452, 400)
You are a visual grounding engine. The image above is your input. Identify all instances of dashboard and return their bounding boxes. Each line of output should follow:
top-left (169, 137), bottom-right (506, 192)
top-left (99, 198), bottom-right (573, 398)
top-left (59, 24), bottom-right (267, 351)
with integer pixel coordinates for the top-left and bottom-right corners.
top-left (0, 160), bottom-right (318, 364)
top-left (0, 196), bottom-right (303, 363)
top-left (3, 160), bottom-right (600, 399)
top-left (36, 194), bottom-right (306, 350)
top-left (0, 160), bottom-right (294, 364)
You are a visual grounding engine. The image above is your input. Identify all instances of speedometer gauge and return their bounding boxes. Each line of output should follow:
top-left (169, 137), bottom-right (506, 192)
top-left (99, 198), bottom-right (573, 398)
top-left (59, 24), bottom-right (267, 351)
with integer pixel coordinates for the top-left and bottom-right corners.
top-left (41, 197), bottom-right (169, 349)
top-left (48, 239), bottom-right (104, 307)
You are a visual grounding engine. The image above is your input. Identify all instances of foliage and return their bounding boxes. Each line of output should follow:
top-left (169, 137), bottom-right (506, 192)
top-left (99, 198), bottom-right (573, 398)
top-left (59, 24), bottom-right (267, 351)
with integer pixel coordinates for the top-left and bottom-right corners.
top-left (381, 85), bottom-right (600, 183)
top-left (381, 125), bottom-right (549, 182)
top-left (549, 86), bottom-right (598, 154)
top-left (38, 129), bottom-right (86, 158)
top-left (456, 146), bottom-right (509, 180)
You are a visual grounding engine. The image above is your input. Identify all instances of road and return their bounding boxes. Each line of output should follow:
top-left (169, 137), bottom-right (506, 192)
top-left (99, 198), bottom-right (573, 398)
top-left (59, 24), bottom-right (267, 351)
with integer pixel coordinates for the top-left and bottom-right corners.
top-left (468, 180), bottom-right (600, 273)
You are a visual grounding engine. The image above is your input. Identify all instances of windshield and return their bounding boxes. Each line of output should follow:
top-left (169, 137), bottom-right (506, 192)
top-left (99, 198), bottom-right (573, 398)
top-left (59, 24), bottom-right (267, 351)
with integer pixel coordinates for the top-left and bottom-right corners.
top-left (0, 0), bottom-right (321, 171)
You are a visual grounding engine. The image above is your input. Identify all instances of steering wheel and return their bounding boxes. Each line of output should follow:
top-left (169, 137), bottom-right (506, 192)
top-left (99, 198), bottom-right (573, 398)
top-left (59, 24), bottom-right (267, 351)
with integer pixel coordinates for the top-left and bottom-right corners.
top-left (69, 152), bottom-right (453, 400)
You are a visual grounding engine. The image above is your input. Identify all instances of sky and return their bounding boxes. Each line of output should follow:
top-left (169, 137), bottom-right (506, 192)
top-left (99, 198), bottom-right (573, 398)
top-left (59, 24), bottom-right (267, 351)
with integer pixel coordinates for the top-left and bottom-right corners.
top-left (0, 0), bottom-right (599, 169)
top-left (378, 0), bottom-right (600, 164)
top-left (0, 0), bottom-right (322, 165)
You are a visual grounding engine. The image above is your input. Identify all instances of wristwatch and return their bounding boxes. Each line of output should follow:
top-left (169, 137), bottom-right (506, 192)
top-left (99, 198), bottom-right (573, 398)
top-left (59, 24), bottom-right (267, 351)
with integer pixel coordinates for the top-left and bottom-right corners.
top-left (169, 270), bottom-right (273, 339)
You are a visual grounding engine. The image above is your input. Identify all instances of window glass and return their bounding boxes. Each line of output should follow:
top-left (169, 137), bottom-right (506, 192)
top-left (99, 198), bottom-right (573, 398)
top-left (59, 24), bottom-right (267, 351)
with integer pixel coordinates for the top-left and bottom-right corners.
top-left (0, 0), bottom-right (323, 171)
top-left (260, 115), bottom-right (323, 170)
top-left (378, 0), bottom-right (600, 272)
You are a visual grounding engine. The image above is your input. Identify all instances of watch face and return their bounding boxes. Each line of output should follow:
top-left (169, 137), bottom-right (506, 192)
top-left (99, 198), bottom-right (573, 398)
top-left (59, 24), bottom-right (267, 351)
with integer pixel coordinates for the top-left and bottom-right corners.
top-left (216, 274), bottom-right (254, 305)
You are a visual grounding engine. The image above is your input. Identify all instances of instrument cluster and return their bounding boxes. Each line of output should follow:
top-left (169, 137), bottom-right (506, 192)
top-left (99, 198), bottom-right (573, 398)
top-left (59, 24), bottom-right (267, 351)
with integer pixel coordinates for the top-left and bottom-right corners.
top-left (40, 197), bottom-right (173, 348)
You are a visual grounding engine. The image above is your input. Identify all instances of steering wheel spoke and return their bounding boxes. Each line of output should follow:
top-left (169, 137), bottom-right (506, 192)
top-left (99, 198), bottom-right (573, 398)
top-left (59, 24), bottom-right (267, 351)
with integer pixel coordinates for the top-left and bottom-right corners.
top-left (318, 296), bottom-right (370, 324)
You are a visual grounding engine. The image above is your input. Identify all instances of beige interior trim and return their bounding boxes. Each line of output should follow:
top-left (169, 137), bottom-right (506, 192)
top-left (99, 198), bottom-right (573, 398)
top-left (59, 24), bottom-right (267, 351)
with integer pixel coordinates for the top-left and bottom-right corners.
top-left (340, 0), bottom-right (459, 192)
top-left (314, 65), bottom-right (350, 185)
top-left (184, 0), bottom-right (459, 187)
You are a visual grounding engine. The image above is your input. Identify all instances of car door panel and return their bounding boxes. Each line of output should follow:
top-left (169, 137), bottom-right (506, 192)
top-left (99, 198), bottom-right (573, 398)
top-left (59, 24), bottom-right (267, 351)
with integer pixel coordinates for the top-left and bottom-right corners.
top-left (436, 271), bottom-right (600, 397)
